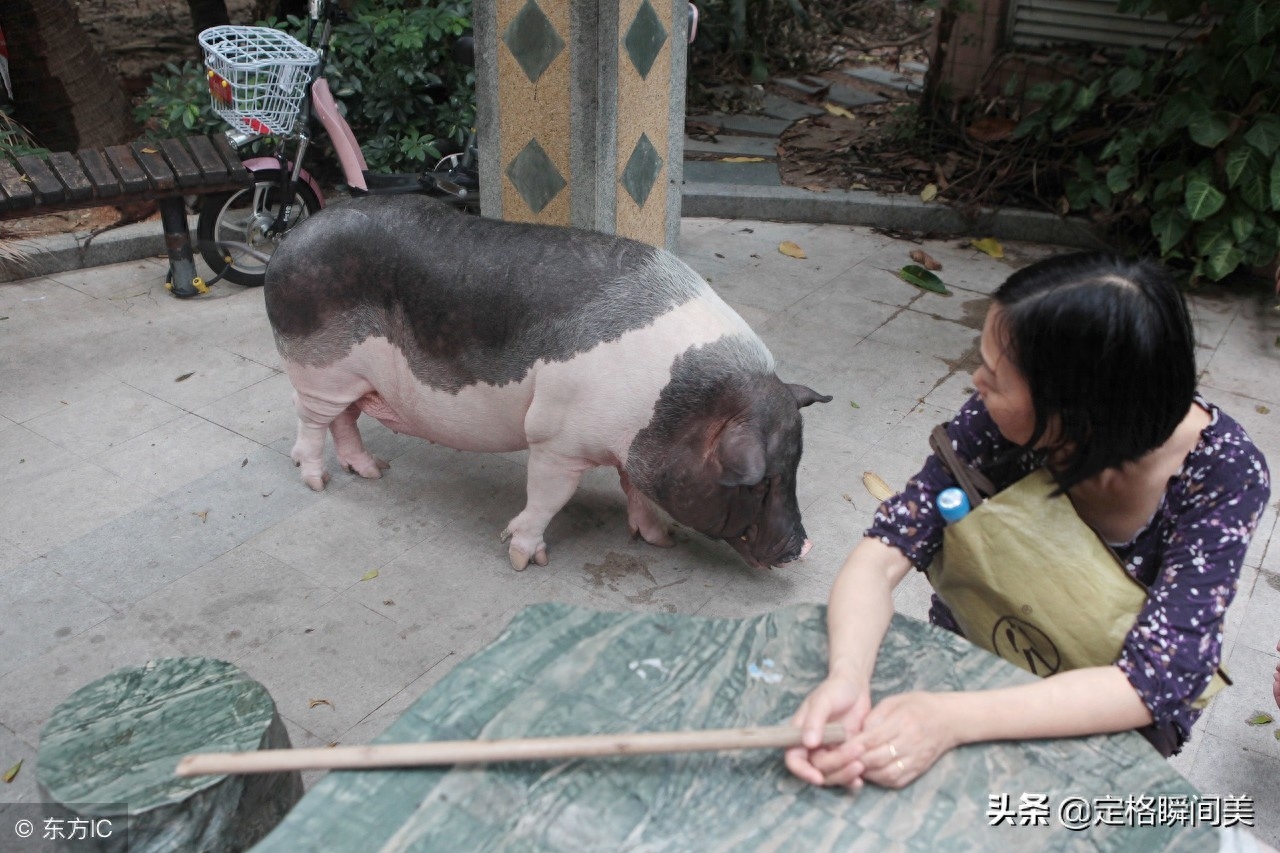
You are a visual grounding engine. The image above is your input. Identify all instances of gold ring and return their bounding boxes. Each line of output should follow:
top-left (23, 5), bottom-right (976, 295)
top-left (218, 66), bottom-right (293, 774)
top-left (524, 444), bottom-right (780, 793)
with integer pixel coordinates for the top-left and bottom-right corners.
top-left (896, 759), bottom-right (905, 772)
top-left (888, 743), bottom-right (898, 759)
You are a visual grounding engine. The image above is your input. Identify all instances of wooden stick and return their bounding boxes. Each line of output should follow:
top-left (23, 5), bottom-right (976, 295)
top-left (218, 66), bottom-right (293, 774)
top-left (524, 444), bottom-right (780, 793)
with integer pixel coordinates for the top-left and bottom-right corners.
top-left (176, 723), bottom-right (846, 777)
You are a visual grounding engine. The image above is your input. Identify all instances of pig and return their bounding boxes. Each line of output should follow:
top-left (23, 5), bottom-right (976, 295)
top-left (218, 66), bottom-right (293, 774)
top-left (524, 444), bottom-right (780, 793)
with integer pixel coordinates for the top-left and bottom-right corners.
top-left (264, 195), bottom-right (831, 570)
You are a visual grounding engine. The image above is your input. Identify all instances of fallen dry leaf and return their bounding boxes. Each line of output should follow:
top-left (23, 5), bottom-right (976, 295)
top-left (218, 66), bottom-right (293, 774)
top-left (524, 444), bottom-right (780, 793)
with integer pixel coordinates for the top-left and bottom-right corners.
top-left (721, 156), bottom-right (765, 163)
top-left (862, 472), bottom-right (894, 502)
top-left (308, 698), bottom-right (334, 710)
top-left (823, 103), bottom-right (856, 120)
top-left (970, 237), bottom-right (1005, 259)
top-left (141, 146), bottom-right (159, 154)
top-left (1257, 405), bottom-right (1270, 415)
top-left (920, 183), bottom-right (938, 203)
top-left (175, 372), bottom-right (194, 382)
top-left (778, 241), bottom-right (807, 259)
top-left (841, 493), bottom-right (853, 503)
top-left (2, 759), bottom-right (21, 783)
top-left (360, 569), bottom-right (379, 581)
top-left (1246, 711), bottom-right (1274, 726)
top-left (193, 510), bottom-right (209, 523)
top-left (910, 249), bottom-right (942, 271)
top-left (965, 117), bottom-right (1017, 143)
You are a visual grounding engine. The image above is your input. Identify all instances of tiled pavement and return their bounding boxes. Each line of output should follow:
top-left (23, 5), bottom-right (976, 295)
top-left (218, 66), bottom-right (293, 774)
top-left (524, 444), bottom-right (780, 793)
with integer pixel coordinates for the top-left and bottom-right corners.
top-left (0, 217), bottom-right (1277, 847)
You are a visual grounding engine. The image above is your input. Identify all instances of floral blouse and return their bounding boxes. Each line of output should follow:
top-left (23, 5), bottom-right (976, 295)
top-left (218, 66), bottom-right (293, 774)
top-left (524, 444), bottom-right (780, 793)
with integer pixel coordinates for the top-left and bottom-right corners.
top-left (868, 393), bottom-right (1271, 746)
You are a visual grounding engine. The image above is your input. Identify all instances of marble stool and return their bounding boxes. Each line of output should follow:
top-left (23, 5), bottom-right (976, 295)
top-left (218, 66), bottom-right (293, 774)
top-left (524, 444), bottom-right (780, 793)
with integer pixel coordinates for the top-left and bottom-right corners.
top-left (36, 657), bottom-right (302, 852)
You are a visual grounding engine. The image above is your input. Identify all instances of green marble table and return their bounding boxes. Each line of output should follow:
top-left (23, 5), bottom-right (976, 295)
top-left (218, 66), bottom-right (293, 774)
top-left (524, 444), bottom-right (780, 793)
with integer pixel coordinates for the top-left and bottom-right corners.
top-left (250, 603), bottom-right (1217, 852)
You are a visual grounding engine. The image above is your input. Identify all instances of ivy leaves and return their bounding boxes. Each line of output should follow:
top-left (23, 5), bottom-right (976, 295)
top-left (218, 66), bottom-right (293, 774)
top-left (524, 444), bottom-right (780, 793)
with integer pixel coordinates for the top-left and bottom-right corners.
top-left (1016, 0), bottom-right (1280, 282)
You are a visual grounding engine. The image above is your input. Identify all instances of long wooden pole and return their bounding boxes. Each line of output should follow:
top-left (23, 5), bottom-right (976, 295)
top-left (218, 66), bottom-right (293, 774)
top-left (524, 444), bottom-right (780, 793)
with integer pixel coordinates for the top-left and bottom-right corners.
top-left (176, 723), bottom-right (846, 777)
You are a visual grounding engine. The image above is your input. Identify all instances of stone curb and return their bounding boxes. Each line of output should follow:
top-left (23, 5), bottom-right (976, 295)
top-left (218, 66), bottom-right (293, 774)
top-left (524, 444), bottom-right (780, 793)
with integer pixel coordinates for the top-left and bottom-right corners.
top-left (680, 183), bottom-right (1109, 249)
top-left (1, 185), bottom-right (1108, 283)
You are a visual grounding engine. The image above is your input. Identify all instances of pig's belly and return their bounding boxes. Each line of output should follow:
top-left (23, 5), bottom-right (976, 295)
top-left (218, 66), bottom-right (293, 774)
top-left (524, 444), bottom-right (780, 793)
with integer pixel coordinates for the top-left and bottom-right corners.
top-left (296, 337), bottom-right (535, 453)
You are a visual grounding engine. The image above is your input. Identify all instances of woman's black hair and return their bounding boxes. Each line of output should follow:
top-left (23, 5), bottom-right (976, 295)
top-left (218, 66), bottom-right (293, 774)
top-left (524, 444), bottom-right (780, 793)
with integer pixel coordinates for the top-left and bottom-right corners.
top-left (992, 251), bottom-right (1198, 490)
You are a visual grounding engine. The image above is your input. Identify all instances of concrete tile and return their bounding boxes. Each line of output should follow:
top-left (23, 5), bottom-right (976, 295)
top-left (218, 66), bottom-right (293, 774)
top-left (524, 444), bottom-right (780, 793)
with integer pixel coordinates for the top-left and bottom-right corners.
top-left (694, 562), bottom-right (833, 619)
top-left (1183, 731), bottom-right (1280, 848)
top-left (0, 277), bottom-right (133, 350)
top-left (760, 93), bottom-right (824, 121)
top-left (0, 421), bottom-right (82, 490)
top-left (893, 568), bottom-right (934, 623)
top-left (825, 84), bottom-right (886, 108)
top-left (233, 595), bottom-right (452, 743)
top-left (709, 113), bottom-right (793, 137)
top-left (0, 615), bottom-right (179, 745)
top-left (794, 422), bottom-right (874, 510)
top-left (0, 561), bottom-right (115, 679)
top-left (119, 545), bottom-right (339, 662)
top-left (0, 350), bottom-right (123, 425)
top-left (1201, 307), bottom-right (1280, 402)
top-left (684, 135), bottom-right (779, 159)
top-left (0, 723), bottom-right (40, 802)
top-left (775, 278), bottom-right (903, 341)
top-left (280, 715), bottom-right (332, 790)
top-left (1232, 570), bottom-right (1280, 656)
top-left (683, 160), bottom-right (781, 187)
top-left (842, 66), bottom-right (922, 93)
top-left (48, 447), bottom-right (321, 609)
top-left (195, 372), bottom-right (299, 447)
top-left (1202, 643), bottom-right (1280, 753)
top-left (0, 459), bottom-right (155, 554)
top-left (789, 495), bottom-right (864, 584)
top-left (48, 256), bottom-right (171, 307)
top-left (1243, 506), bottom-right (1277, 571)
top-left (24, 383), bottom-right (185, 456)
top-left (1185, 287), bottom-right (1244, 352)
top-left (867, 302), bottom-right (982, 364)
top-left (0, 534), bottom-right (33, 576)
top-left (248, 478), bottom-right (450, 589)
top-left (1223, 562), bottom-right (1260, 664)
top-left (93, 413), bottom-right (262, 496)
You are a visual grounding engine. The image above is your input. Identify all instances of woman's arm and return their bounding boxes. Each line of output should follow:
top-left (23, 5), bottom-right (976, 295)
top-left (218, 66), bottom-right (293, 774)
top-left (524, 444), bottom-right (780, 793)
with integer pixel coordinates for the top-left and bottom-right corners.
top-left (847, 666), bottom-right (1153, 789)
top-left (784, 538), bottom-right (912, 788)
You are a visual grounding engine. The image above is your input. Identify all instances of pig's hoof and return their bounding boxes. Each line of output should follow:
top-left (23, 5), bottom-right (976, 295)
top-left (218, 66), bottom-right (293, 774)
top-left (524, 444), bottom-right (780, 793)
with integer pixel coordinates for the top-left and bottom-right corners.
top-left (302, 470), bottom-right (330, 491)
top-left (631, 524), bottom-right (675, 548)
top-left (342, 455), bottom-right (390, 479)
top-left (499, 528), bottom-right (513, 543)
top-left (507, 541), bottom-right (548, 571)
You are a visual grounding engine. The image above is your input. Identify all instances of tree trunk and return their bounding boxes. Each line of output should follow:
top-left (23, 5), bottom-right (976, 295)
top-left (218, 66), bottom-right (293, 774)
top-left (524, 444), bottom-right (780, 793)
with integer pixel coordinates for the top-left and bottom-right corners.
top-left (188, 0), bottom-right (231, 41)
top-left (4, 0), bottom-right (137, 151)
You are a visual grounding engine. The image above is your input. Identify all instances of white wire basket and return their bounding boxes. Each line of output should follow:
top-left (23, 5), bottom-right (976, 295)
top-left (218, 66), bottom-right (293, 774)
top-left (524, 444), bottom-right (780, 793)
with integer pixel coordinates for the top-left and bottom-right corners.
top-left (199, 25), bottom-right (319, 136)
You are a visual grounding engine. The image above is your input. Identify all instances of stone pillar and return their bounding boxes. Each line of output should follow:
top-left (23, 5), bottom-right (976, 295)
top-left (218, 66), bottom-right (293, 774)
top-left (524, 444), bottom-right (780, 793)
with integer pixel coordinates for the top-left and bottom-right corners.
top-left (475, 0), bottom-right (688, 250)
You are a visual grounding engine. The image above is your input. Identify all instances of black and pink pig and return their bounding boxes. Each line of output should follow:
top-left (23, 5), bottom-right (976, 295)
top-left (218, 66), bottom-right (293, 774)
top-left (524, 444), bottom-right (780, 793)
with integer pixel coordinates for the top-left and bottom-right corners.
top-left (264, 196), bottom-right (830, 570)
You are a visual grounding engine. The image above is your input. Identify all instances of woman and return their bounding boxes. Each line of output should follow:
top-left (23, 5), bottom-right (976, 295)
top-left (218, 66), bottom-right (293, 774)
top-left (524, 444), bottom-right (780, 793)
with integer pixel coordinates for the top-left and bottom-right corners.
top-left (786, 252), bottom-right (1270, 790)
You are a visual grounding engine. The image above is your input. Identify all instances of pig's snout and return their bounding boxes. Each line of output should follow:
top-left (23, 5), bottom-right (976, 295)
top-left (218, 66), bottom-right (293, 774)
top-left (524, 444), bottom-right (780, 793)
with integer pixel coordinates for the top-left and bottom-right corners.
top-left (771, 537), bottom-right (812, 568)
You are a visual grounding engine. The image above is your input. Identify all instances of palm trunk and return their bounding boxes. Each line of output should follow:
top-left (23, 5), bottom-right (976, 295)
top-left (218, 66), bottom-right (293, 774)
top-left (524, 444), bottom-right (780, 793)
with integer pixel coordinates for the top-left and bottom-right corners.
top-left (188, 0), bottom-right (231, 41)
top-left (5, 0), bottom-right (137, 151)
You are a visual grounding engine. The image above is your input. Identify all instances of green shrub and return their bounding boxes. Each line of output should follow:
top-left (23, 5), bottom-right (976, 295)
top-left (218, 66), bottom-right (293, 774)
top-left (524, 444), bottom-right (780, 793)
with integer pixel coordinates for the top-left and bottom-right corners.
top-left (133, 61), bottom-right (225, 139)
top-left (0, 112), bottom-right (48, 160)
top-left (1014, 0), bottom-right (1280, 281)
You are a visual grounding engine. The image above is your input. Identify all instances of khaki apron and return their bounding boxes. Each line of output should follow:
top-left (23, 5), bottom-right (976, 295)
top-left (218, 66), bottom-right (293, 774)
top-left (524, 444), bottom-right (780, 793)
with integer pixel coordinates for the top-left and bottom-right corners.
top-left (924, 447), bottom-right (1228, 711)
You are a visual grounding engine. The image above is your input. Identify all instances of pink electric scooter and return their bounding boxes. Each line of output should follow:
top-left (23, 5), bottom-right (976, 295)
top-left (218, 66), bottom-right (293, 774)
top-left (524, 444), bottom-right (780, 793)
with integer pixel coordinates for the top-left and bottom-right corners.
top-left (196, 0), bottom-right (478, 287)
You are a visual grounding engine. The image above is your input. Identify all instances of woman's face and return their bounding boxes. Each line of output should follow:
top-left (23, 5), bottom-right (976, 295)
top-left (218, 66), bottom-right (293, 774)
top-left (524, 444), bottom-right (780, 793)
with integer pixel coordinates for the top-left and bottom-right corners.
top-left (972, 304), bottom-right (1038, 446)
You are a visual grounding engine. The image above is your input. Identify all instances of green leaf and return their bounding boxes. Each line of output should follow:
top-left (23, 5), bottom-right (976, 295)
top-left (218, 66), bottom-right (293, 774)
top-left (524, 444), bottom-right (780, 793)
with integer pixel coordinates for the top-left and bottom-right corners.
top-left (1272, 155), bottom-right (1280, 210)
top-left (1, 759), bottom-right (20, 784)
top-left (849, 400), bottom-right (860, 408)
top-left (1244, 115), bottom-right (1280, 158)
top-left (1106, 165), bottom-right (1135, 193)
top-left (1242, 45), bottom-right (1277, 82)
top-left (1026, 82), bottom-right (1057, 102)
top-left (1246, 711), bottom-right (1275, 726)
top-left (360, 569), bottom-right (379, 582)
top-left (1224, 144), bottom-right (1267, 189)
top-left (1109, 67), bottom-right (1144, 97)
top-left (1231, 210), bottom-right (1257, 243)
top-left (1188, 112), bottom-right (1232, 148)
top-left (1185, 178), bottom-right (1227, 220)
top-left (895, 265), bottom-right (951, 295)
top-left (1161, 93), bottom-right (1204, 129)
top-left (1073, 80), bottom-right (1100, 112)
top-left (1236, 3), bottom-right (1280, 44)
top-left (1151, 207), bottom-right (1190, 255)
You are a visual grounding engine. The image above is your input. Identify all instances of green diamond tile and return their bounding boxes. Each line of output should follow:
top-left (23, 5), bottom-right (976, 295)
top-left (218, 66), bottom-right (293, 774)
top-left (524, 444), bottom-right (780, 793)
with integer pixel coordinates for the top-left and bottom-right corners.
top-left (506, 138), bottom-right (567, 213)
top-left (620, 132), bottom-right (664, 208)
top-left (624, 0), bottom-right (668, 80)
top-left (503, 0), bottom-right (565, 84)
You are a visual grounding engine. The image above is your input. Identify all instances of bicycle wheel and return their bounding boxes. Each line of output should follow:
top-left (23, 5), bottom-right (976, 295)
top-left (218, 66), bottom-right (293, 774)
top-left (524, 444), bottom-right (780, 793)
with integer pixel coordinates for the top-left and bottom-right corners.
top-left (197, 169), bottom-right (322, 287)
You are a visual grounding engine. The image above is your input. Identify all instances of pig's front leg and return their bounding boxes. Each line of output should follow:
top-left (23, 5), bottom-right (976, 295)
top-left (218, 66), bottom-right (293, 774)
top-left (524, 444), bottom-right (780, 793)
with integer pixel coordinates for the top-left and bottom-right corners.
top-left (618, 469), bottom-right (674, 547)
top-left (500, 449), bottom-right (590, 571)
top-left (330, 403), bottom-right (390, 480)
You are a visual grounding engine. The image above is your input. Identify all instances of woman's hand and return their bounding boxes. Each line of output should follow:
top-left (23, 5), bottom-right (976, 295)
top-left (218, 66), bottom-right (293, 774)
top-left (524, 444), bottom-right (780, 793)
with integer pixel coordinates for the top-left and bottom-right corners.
top-left (784, 676), bottom-right (873, 789)
top-left (846, 691), bottom-right (961, 789)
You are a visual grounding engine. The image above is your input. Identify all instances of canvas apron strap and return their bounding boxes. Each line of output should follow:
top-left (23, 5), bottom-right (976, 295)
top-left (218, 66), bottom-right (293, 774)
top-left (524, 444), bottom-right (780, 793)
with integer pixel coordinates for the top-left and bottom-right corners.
top-left (925, 463), bottom-right (1228, 710)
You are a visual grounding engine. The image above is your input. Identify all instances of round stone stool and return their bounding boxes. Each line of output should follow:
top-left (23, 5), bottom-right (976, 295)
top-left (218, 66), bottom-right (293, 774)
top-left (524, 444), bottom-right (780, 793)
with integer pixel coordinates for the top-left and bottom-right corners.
top-left (36, 657), bottom-right (302, 852)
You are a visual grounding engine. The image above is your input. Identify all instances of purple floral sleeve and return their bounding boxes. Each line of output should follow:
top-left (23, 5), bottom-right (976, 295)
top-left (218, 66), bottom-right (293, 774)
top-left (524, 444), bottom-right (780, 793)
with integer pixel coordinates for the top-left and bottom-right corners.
top-left (1115, 403), bottom-right (1270, 742)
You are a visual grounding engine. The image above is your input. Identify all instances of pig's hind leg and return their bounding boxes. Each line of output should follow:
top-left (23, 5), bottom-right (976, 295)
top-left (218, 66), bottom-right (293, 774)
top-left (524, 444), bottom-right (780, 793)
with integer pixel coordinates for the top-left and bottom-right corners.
top-left (330, 403), bottom-right (391, 480)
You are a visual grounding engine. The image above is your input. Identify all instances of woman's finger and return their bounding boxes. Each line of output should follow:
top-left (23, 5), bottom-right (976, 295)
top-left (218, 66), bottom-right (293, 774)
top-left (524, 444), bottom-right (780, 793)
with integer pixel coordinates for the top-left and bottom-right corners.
top-left (783, 746), bottom-right (824, 786)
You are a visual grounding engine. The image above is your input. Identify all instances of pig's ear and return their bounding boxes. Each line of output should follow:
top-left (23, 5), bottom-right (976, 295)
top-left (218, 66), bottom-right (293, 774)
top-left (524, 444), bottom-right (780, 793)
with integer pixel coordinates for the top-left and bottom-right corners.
top-left (716, 423), bottom-right (766, 487)
top-left (787, 383), bottom-right (833, 409)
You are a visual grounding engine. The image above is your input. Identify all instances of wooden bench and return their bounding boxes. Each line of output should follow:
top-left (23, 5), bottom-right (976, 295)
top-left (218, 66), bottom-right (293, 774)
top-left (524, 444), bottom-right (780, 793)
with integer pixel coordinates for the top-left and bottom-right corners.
top-left (0, 135), bottom-right (252, 297)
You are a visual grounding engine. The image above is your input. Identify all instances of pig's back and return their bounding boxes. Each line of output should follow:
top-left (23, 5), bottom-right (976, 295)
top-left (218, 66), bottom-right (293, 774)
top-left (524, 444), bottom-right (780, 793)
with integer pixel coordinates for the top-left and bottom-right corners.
top-left (265, 195), bottom-right (714, 393)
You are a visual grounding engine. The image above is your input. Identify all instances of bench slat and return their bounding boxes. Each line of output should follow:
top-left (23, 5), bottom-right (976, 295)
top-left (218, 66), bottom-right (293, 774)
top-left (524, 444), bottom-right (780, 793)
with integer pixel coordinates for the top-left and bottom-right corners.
top-left (47, 152), bottom-right (95, 202)
top-left (77, 149), bottom-right (124, 199)
top-left (211, 134), bottom-right (252, 182)
top-left (130, 141), bottom-right (178, 193)
top-left (158, 138), bottom-right (204, 189)
top-left (179, 135), bottom-right (229, 182)
top-left (15, 155), bottom-right (69, 204)
top-left (104, 145), bottom-right (150, 194)
top-left (0, 160), bottom-right (36, 212)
